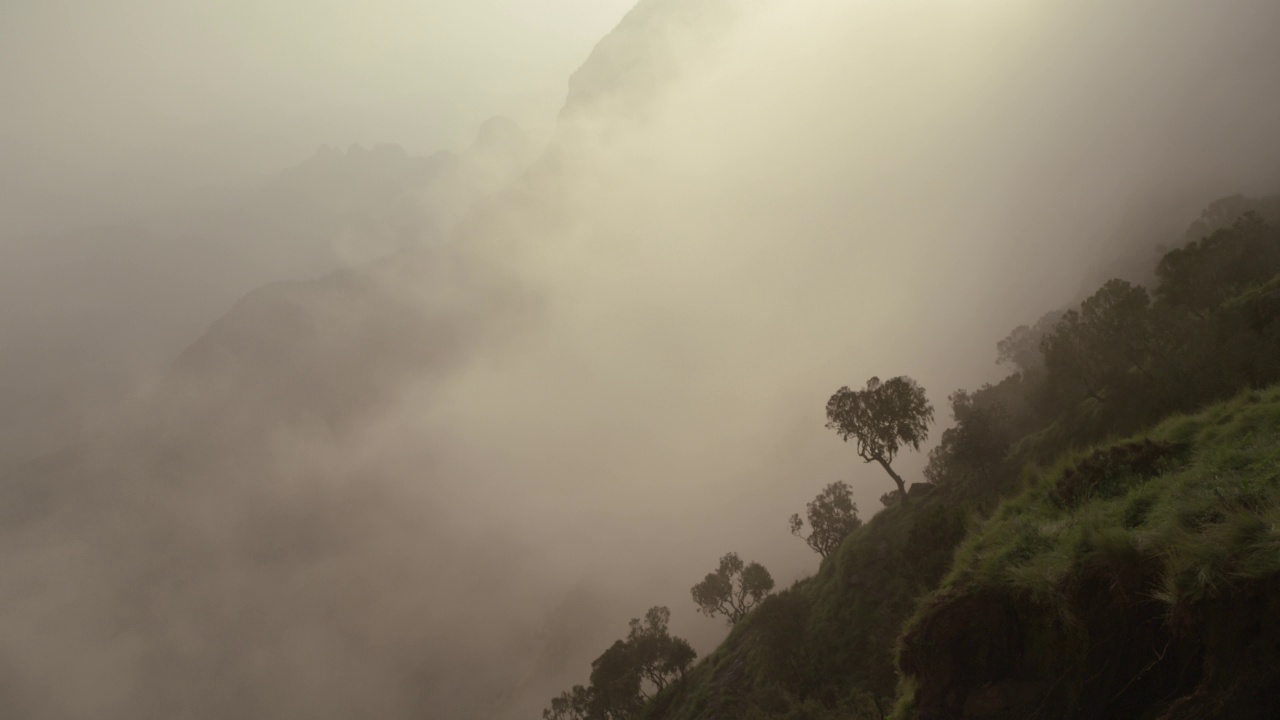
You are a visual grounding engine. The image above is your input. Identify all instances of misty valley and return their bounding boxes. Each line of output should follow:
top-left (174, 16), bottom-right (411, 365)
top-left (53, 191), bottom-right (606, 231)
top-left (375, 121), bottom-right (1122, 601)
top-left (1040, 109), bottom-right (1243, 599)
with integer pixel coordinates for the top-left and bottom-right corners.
top-left (4, 1), bottom-right (1280, 719)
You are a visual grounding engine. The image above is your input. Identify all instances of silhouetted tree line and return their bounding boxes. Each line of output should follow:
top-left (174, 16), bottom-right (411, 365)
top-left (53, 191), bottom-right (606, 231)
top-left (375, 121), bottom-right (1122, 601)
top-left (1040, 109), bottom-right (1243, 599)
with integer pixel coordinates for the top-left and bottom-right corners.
top-left (928, 211), bottom-right (1280, 497)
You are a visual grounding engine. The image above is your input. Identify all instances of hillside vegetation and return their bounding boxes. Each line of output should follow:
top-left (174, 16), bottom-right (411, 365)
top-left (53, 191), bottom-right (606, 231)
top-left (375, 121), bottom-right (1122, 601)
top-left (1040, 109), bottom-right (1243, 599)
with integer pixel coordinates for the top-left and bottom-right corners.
top-left (900, 389), bottom-right (1280, 719)
top-left (542, 195), bottom-right (1280, 720)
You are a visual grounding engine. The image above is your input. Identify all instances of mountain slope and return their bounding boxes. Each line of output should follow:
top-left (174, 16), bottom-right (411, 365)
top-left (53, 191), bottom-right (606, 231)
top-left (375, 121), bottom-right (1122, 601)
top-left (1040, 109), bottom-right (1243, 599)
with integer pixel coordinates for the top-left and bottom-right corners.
top-left (900, 387), bottom-right (1280, 720)
top-left (632, 204), bottom-right (1280, 719)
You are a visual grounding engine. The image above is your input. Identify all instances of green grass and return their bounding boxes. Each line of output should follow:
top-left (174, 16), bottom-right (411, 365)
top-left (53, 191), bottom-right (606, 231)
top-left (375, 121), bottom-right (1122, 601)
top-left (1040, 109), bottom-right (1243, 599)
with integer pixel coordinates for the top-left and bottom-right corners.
top-left (893, 385), bottom-right (1280, 718)
top-left (934, 386), bottom-right (1280, 607)
top-left (650, 387), bottom-right (1280, 719)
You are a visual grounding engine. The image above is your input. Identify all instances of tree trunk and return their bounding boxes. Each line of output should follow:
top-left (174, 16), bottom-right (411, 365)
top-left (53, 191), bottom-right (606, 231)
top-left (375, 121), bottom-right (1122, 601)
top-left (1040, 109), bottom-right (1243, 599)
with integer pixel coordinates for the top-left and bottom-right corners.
top-left (875, 456), bottom-right (908, 504)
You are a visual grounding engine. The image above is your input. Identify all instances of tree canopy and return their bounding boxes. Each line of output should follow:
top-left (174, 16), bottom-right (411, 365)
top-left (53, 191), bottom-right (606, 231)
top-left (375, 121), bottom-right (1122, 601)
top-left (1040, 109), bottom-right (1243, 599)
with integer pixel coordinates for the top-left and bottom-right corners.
top-left (825, 376), bottom-right (934, 498)
top-left (1157, 212), bottom-right (1280, 313)
top-left (543, 605), bottom-right (696, 720)
top-left (690, 552), bottom-right (775, 624)
top-left (789, 481), bottom-right (862, 558)
top-left (543, 685), bottom-right (591, 720)
top-left (625, 606), bottom-right (696, 694)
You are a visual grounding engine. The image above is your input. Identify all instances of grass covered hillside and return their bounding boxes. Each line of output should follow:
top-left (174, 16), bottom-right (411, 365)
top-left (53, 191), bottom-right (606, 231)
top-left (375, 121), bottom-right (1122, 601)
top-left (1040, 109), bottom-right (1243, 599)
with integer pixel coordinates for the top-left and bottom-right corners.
top-left (545, 197), bottom-right (1280, 720)
top-left (644, 388), bottom-right (1280, 720)
top-left (642, 481), bottom-right (980, 719)
top-left (898, 387), bottom-right (1280, 719)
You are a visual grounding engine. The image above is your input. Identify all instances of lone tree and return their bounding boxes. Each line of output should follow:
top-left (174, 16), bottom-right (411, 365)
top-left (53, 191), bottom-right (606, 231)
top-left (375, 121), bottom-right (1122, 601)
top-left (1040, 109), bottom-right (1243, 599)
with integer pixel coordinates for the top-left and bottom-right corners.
top-left (690, 552), bottom-right (774, 625)
top-left (825, 376), bottom-right (934, 500)
top-left (789, 481), bottom-right (862, 558)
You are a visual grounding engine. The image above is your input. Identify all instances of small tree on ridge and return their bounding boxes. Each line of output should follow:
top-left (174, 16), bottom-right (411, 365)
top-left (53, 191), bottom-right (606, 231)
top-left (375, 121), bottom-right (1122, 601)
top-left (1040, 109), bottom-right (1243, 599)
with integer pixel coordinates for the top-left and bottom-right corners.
top-left (789, 481), bottom-right (862, 558)
top-left (690, 552), bottom-right (774, 625)
top-left (825, 376), bottom-right (934, 501)
top-left (543, 605), bottom-right (695, 720)
top-left (625, 606), bottom-right (696, 693)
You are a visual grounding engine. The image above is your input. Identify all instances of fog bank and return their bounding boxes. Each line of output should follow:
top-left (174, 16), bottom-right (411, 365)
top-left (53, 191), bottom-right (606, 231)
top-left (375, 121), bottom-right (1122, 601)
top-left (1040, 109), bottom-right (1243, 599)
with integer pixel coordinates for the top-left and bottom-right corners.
top-left (3, 1), bottom-right (1280, 718)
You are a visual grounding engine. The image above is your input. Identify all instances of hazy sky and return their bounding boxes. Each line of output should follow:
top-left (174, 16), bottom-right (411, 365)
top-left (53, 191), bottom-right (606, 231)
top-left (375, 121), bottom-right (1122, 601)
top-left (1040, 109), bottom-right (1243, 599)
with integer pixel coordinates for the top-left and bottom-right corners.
top-left (0, 0), bottom-right (633, 210)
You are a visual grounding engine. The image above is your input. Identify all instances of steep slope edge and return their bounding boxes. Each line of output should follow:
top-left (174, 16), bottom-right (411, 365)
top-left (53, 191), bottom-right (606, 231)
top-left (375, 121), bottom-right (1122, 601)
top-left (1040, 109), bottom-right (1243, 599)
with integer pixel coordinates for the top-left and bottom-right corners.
top-left (898, 387), bottom-right (1280, 720)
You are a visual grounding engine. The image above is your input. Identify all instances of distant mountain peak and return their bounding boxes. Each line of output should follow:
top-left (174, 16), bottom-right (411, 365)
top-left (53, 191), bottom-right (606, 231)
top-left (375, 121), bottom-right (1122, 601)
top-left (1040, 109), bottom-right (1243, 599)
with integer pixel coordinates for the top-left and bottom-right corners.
top-left (475, 116), bottom-right (525, 149)
top-left (558, 0), bottom-right (746, 123)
